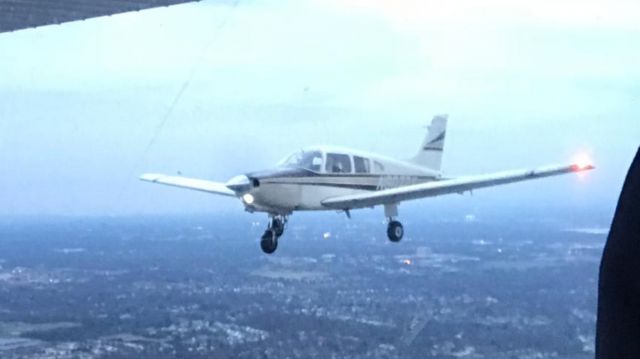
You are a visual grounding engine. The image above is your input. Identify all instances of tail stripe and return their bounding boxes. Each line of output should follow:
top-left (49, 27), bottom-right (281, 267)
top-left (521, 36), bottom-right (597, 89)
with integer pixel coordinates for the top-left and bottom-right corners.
top-left (423, 130), bottom-right (446, 150)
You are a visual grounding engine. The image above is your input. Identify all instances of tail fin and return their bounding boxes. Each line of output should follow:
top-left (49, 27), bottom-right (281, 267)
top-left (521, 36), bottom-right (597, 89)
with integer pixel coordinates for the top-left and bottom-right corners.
top-left (410, 114), bottom-right (448, 171)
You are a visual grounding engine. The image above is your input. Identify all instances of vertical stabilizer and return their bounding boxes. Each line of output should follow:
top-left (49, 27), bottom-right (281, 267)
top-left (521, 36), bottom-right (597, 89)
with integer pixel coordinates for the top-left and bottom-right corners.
top-left (410, 114), bottom-right (448, 171)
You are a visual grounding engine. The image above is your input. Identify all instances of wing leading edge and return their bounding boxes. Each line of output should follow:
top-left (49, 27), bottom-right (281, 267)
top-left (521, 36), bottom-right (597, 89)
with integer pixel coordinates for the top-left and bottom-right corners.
top-left (322, 163), bottom-right (595, 210)
top-left (139, 173), bottom-right (236, 197)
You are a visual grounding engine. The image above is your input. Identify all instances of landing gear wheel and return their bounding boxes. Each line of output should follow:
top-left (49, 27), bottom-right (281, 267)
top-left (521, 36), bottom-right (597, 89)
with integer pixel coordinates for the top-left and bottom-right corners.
top-left (271, 218), bottom-right (285, 237)
top-left (387, 221), bottom-right (404, 242)
top-left (260, 229), bottom-right (278, 254)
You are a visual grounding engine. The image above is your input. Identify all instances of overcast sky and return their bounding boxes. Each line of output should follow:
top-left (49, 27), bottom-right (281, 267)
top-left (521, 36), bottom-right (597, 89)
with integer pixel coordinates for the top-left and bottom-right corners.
top-left (0, 0), bottom-right (638, 216)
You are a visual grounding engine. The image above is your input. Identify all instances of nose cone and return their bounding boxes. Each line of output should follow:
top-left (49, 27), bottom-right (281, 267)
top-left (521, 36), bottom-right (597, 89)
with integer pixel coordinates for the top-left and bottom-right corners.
top-left (225, 175), bottom-right (252, 193)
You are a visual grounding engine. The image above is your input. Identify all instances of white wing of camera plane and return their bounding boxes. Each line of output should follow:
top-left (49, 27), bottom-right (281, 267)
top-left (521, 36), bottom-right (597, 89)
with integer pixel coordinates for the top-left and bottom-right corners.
top-left (140, 114), bottom-right (595, 254)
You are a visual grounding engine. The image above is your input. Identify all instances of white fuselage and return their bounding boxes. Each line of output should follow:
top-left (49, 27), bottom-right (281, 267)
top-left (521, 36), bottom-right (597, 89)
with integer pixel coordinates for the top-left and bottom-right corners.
top-left (234, 146), bottom-right (441, 214)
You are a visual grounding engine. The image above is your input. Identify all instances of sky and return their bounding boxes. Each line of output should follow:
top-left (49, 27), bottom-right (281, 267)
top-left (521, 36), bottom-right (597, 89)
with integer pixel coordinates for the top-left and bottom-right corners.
top-left (0, 0), bottom-right (638, 217)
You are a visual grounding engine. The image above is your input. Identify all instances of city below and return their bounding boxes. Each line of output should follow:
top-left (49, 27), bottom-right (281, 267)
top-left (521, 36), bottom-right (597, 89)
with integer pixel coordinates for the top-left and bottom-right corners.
top-left (0, 207), bottom-right (608, 358)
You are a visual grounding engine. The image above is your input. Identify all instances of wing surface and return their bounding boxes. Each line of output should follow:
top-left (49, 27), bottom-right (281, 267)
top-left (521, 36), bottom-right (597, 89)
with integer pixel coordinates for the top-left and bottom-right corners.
top-left (140, 173), bottom-right (236, 197)
top-left (322, 163), bottom-right (594, 209)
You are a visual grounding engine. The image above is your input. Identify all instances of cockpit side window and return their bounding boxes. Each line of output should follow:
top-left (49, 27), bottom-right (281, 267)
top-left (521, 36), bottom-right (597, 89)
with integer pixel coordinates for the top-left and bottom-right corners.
top-left (373, 161), bottom-right (385, 173)
top-left (326, 153), bottom-right (352, 174)
top-left (300, 151), bottom-right (323, 172)
top-left (354, 156), bottom-right (371, 174)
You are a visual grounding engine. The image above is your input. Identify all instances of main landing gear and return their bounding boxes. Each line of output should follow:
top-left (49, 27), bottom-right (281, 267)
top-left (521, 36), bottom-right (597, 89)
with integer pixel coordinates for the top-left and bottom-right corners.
top-left (385, 204), bottom-right (403, 243)
top-left (387, 220), bottom-right (404, 242)
top-left (260, 216), bottom-right (287, 254)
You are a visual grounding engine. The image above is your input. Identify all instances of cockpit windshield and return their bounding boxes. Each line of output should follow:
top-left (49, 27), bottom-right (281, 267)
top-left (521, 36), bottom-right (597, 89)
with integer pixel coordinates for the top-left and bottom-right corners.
top-left (280, 150), bottom-right (323, 172)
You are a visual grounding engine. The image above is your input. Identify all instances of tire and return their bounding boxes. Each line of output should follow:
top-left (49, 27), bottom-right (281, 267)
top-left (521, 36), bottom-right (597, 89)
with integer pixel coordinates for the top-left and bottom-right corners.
top-left (260, 229), bottom-right (278, 254)
top-left (387, 221), bottom-right (404, 242)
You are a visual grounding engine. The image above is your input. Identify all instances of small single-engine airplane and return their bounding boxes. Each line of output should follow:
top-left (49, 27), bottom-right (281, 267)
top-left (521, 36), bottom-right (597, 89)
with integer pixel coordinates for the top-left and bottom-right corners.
top-left (141, 115), bottom-right (594, 254)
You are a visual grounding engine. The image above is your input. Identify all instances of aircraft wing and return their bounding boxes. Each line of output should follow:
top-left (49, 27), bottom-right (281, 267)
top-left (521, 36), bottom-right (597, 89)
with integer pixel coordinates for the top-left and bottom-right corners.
top-left (0, 1), bottom-right (200, 33)
top-left (139, 173), bottom-right (236, 197)
top-left (322, 163), bottom-right (595, 210)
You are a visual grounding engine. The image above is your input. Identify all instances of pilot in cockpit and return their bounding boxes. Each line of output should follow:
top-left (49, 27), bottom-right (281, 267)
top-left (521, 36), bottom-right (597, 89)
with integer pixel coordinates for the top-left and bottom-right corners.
top-left (326, 155), bottom-right (344, 173)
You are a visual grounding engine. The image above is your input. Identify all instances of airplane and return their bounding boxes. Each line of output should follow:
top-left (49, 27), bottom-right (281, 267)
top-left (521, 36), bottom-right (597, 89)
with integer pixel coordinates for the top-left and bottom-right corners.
top-left (140, 115), bottom-right (595, 254)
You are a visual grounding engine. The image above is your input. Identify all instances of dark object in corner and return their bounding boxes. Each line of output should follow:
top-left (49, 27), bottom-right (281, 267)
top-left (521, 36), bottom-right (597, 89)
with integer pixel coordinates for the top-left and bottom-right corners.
top-left (596, 147), bottom-right (640, 358)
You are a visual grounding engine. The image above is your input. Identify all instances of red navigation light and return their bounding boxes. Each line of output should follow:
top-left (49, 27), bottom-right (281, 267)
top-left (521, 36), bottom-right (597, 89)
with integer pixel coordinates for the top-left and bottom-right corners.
top-left (572, 154), bottom-right (594, 171)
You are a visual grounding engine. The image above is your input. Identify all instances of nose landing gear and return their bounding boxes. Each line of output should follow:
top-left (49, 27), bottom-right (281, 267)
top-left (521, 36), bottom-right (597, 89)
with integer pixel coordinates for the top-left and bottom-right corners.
top-left (260, 215), bottom-right (287, 254)
top-left (260, 229), bottom-right (278, 254)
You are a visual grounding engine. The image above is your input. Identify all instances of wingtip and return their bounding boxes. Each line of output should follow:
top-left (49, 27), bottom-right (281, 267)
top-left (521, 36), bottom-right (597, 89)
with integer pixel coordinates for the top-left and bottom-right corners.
top-left (570, 163), bottom-right (596, 172)
top-left (570, 153), bottom-right (595, 172)
top-left (139, 173), bottom-right (163, 182)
